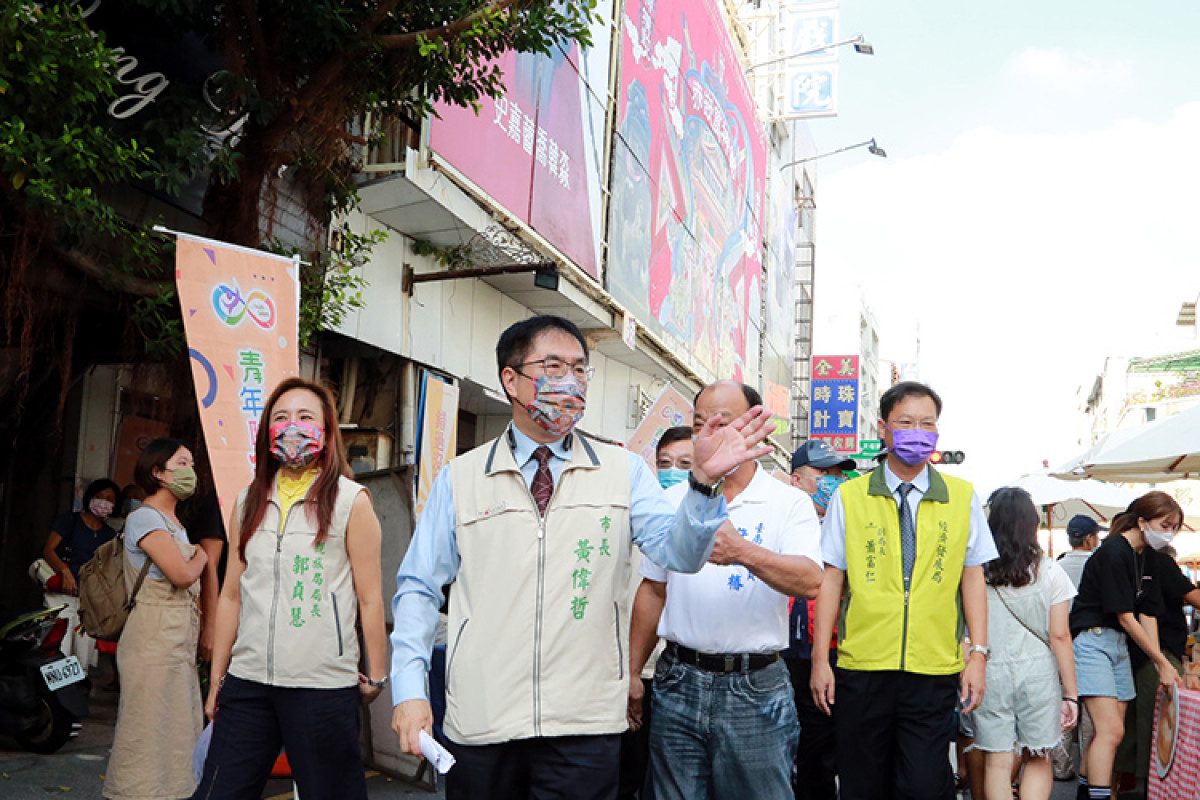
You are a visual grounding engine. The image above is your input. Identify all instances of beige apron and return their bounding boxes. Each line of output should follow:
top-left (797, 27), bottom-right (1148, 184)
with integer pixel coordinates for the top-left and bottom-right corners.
top-left (104, 535), bottom-right (202, 800)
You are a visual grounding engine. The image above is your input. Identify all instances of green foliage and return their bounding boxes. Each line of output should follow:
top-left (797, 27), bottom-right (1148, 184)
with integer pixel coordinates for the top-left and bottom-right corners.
top-left (270, 227), bottom-right (388, 348)
top-left (121, 0), bottom-right (598, 239)
top-left (2, 0), bottom-right (596, 372)
top-left (0, 4), bottom-right (155, 248)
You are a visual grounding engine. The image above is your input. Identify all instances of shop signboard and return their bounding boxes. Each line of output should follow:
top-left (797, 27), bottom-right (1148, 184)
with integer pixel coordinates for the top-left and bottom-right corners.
top-left (810, 354), bottom-right (859, 453)
top-left (609, 0), bottom-right (768, 381)
top-left (427, 1), bottom-right (613, 279)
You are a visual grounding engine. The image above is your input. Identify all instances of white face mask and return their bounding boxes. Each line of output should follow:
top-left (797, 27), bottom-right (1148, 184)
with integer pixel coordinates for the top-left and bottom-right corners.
top-left (1143, 525), bottom-right (1176, 551)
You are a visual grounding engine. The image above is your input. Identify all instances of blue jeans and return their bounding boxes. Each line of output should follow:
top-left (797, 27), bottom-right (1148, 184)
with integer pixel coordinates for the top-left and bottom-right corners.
top-left (648, 649), bottom-right (799, 800)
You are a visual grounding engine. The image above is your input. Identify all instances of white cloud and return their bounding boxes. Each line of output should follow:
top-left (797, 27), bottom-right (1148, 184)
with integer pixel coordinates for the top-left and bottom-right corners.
top-left (1008, 47), bottom-right (1134, 91)
top-left (816, 102), bottom-right (1200, 495)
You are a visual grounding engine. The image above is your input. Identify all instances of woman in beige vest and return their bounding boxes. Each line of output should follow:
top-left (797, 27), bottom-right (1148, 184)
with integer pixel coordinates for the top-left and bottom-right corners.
top-left (193, 377), bottom-right (388, 800)
top-left (104, 438), bottom-right (209, 800)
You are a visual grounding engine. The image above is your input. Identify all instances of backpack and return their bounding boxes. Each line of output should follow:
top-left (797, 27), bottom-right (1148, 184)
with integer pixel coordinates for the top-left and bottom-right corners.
top-left (78, 534), bottom-right (152, 641)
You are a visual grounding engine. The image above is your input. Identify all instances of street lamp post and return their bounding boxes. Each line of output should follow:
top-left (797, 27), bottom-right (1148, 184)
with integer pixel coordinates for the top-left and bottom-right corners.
top-left (780, 138), bottom-right (887, 170)
top-left (745, 34), bottom-right (874, 75)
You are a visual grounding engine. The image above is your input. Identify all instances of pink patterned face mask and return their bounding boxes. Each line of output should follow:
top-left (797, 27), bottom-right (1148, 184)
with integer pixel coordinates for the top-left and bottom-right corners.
top-left (269, 421), bottom-right (324, 468)
top-left (524, 375), bottom-right (587, 437)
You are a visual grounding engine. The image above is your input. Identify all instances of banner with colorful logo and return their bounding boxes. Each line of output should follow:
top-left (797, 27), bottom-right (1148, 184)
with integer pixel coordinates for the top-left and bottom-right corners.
top-left (174, 234), bottom-right (300, 516)
top-left (626, 385), bottom-right (694, 471)
top-left (415, 373), bottom-right (460, 517)
top-left (810, 354), bottom-right (859, 453)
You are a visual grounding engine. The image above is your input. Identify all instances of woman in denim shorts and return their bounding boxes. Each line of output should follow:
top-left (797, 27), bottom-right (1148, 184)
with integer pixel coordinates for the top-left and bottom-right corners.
top-left (974, 488), bottom-right (1079, 800)
top-left (1069, 491), bottom-right (1183, 800)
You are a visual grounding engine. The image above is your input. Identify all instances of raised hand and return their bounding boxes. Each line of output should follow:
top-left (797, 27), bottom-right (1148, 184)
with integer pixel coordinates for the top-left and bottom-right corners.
top-left (692, 405), bottom-right (775, 485)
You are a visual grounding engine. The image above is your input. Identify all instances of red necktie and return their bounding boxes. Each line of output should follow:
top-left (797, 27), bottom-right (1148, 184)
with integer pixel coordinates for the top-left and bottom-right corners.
top-left (530, 446), bottom-right (554, 516)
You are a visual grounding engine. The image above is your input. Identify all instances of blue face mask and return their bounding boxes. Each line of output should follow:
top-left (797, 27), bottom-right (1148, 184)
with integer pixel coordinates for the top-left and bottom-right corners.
top-left (812, 474), bottom-right (846, 512)
top-left (658, 467), bottom-right (689, 489)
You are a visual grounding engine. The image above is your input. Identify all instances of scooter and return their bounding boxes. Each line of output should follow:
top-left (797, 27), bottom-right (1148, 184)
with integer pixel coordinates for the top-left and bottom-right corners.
top-left (0, 605), bottom-right (91, 753)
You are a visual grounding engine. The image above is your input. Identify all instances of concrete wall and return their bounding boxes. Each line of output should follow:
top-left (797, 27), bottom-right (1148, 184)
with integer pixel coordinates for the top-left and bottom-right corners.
top-left (333, 212), bottom-right (664, 447)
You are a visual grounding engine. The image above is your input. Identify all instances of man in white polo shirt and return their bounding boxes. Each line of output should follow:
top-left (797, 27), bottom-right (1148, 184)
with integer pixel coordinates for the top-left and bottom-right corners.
top-left (628, 381), bottom-right (824, 800)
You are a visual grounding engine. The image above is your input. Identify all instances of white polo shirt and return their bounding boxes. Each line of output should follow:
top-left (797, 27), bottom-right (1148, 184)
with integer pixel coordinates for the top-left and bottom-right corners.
top-left (641, 464), bottom-right (823, 654)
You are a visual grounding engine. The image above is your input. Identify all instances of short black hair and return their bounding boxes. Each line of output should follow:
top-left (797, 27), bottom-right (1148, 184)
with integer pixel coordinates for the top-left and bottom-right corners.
top-left (82, 478), bottom-right (120, 507)
top-left (496, 315), bottom-right (589, 384)
top-left (133, 437), bottom-right (189, 496)
top-left (694, 382), bottom-right (763, 411)
top-left (656, 426), bottom-right (694, 456)
top-left (879, 381), bottom-right (942, 422)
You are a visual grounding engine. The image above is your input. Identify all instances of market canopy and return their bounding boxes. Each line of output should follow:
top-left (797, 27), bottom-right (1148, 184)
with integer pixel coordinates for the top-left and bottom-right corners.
top-left (1004, 471), bottom-right (1141, 529)
top-left (1049, 404), bottom-right (1200, 483)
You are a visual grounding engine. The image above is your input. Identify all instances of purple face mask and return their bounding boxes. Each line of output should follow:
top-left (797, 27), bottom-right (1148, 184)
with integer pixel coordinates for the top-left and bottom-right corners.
top-left (888, 427), bottom-right (939, 466)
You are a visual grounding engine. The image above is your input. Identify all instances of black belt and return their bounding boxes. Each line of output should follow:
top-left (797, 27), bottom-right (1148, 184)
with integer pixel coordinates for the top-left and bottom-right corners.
top-left (666, 642), bottom-right (779, 673)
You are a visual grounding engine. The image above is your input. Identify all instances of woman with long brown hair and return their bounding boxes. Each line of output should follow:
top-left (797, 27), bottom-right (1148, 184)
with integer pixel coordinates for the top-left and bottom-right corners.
top-left (1069, 491), bottom-right (1182, 800)
top-left (192, 377), bottom-right (388, 800)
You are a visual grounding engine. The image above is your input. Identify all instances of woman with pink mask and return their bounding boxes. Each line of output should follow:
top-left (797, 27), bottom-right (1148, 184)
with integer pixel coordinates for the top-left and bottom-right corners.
top-left (194, 377), bottom-right (388, 800)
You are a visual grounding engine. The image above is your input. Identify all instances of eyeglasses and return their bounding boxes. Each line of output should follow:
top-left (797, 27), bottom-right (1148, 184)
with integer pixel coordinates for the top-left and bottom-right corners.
top-left (514, 358), bottom-right (595, 382)
top-left (887, 418), bottom-right (938, 432)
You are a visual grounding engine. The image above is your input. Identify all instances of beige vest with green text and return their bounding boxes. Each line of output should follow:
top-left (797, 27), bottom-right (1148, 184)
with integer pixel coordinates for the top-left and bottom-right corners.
top-left (445, 430), bottom-right (633, 745)
top-left (228, 475), bottom-right (364, 688)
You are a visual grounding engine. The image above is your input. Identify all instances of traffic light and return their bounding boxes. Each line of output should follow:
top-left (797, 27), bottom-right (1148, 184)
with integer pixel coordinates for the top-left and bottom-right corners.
top-left (930, 450), bottom-right (965, 465)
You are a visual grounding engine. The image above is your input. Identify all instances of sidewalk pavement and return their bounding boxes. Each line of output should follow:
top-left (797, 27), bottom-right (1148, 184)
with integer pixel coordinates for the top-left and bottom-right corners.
top-left (0, 684), bottom-right (443, 799)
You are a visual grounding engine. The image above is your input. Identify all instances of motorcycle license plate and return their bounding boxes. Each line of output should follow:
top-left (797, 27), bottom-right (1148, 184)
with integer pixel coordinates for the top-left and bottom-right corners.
top-left (40, 656), bottom-right (85, 692)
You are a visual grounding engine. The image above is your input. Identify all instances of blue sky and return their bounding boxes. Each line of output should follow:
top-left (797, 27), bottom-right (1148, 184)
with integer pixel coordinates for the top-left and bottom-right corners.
top-left (819, 0), bottom-right (1200, 163)
top-left (806, 1), bottom-right (1200, 494)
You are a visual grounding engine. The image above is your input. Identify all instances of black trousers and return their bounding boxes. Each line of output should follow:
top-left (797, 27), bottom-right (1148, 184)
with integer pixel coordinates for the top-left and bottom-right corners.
top-left (446, 733), bottom-right (622, 800)
top-left (191, 675), bottom-right (366, 800)
top-left (617, 678), bottom-right (654, 800)
top-left (833, 668), bottom-right (959, 800)
top-left (785, 657), bottom-right (837, 800)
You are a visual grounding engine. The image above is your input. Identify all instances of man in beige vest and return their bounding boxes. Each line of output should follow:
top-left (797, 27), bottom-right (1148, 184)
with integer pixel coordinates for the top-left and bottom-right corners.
top-left (390, 315), bottom-right (775, 800)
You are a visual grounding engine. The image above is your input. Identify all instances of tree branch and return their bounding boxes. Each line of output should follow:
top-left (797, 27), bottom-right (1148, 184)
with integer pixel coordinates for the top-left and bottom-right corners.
top-left (56, 247), bottom-right (167, 297)
top-left (375, 0), bottom-right (521, 50)
top-left (235, 0), bottom-right (277, 96)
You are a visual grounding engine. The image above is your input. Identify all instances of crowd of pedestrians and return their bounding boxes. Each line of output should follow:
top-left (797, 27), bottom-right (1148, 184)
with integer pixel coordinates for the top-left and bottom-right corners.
top-left (45, 314), bottom-right (1199, 800)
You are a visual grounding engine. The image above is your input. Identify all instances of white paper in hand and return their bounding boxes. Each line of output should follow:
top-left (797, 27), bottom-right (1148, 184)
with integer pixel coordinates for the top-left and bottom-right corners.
top-left (419, 729), bottom-right (455, 774)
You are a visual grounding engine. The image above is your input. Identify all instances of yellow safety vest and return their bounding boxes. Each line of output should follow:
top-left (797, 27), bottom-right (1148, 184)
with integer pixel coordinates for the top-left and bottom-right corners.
top-left (837, 466), bottom-right (972, 675)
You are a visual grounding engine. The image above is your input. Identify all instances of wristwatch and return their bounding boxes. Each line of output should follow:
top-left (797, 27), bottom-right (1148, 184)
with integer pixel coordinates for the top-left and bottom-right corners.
top-left (365, 676), bottom-right (389, 689)
top-left (967, 643), bottom-right (991, 661)
top-left (688, 471), bottom-right (724, 498)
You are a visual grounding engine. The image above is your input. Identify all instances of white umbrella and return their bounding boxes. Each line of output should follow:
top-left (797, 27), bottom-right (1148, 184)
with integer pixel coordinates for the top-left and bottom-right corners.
top-left (1006, 470), bottom-right (1200, 531)
top-left (1006, 471), bottom-right (1140, 530)
top-left (1049, 426), bottom-right (1151, 481)
top-left (1052, 404), bottom-right (1200, 483)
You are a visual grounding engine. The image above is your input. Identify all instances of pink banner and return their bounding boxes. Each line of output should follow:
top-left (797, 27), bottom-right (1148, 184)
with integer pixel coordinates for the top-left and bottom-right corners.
top-left (428, 22), bottom-right (610, 279)
top-left (608, 0), bottom-right (768, 380)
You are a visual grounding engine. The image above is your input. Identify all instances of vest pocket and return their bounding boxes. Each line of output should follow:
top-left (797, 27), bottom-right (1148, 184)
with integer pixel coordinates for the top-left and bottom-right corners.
top-left (613, 602), bottom-right (625, 681)
top-left (331, 592), bottom-right (344, 657)
top-left (446, 617), bottom-right (469, 696)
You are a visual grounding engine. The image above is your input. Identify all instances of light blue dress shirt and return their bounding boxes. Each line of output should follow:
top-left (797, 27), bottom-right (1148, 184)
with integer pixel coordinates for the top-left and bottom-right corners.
top-left (821, 463), bottom-right (998, 571)
top-left (389, 425), bottom-right (728, 704)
